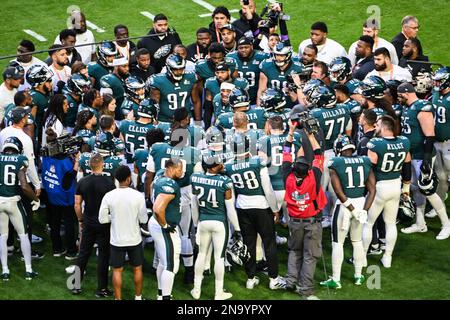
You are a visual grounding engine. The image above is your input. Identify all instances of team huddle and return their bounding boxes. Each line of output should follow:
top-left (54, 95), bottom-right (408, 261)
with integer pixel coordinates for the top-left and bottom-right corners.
top-left (0, 2), bottom-right (449, 301)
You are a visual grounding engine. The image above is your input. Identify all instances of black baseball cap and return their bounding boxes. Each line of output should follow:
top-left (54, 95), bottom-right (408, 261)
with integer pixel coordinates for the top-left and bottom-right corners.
top-left (397, 82), bottom-right (415, 94)
top-left (237, 37), bottom-right (253, 46)
top-left (11, 107), bottom-right (31, 123)
top-left (3, 67), bottom-right (23, 81)
top-left (215, 62), bottom-right (230, 72)
top-left (220, 24), bottom-right (235, 32)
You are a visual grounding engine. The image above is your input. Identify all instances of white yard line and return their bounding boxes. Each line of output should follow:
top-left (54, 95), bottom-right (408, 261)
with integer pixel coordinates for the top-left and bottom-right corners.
top-left (86, 20), bottom-right (105, 33)
top-left (192, 0), bottom-right (237, 22)
top-left (23, 29), bottom-right (47, 42)
top-left (140, 11), bottom-right (155, 20)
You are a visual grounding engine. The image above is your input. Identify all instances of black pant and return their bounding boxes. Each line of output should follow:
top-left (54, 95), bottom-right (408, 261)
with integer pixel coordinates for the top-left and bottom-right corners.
top-left (47, 204), bottom-right (77, 254)
top-left (237, 208), bottom-right (279, 279)
top-left (76, 224), bottom-right (110, 290)
top-left (371, 214), bottom-right (386, 246)
top-left (203, 102), bottom-right (213, 129)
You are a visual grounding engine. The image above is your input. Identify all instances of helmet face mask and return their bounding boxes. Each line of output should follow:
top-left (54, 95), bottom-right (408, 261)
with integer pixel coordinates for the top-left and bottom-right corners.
top-left (272, 43), bottom-right (292, 68)
top-left (226, 236), bottom-right (250, 267)
top-left (166, 54), bottom-right (186, 81)
top-left (432, 67), bottom-right (450, 92)
top-left (358, 75), bottom-right (387, 99)
top-left (2, 136), bottom-right (23, 154)
top-left (308, 85), bottom-right (337, 108)
top-left (260, 88), bottom-right (286, 111)
top-left (228, 88), bottom-right (250, 109)
top-left (125, 76), bottom-right (146, 101)
top-left (398, 194), bottom-right (416, 223)
top-left (329, 57), bottom-right (351, 83)
top-left (97, 41), bottom-right (118, 68)
top-left (418, 170), bottom-right (439, 196)
top-left (67, 73), bottom-right (92, 96)
top-left (333, 135), bottom-right (355, 156)
top-left (26, 65), bottom-right (54, 87)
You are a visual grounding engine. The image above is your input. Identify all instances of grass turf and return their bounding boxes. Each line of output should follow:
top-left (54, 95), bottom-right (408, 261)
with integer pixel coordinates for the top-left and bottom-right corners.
top-left (0, 0), bottom-right (450, 300)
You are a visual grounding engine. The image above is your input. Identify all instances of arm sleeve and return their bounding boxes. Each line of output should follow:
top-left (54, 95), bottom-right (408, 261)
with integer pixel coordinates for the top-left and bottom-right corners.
top-left (191, 194), bottom-right (200, 226)
top-left (282, 140), bottom-right (293, 185)
top-left (225, 193), bottom-right (240, 232)
top-left (260, 167), bottom-right (278, 212)
top-left (146, 154), bottom-right (156, 172)
top-left (98, 195), bottom-right (111, 224)
top-left (23, 138), bottom-right (40, 190)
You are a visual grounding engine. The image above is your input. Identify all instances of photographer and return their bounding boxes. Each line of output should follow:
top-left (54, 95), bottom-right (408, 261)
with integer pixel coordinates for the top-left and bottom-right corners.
top-left (282, 120), bottom-right (327, 300)
top-left (41, 128), bottom-right (79, 260)
top-left (232, 0), bottom-right (262, 38)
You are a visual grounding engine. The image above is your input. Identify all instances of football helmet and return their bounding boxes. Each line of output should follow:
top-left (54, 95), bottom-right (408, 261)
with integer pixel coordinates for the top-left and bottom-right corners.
top-left (1, 136), bottom-right (23, 154)
top-left (97, 41), bottom-right (118, 68)
top-left (358, 75), bottom-right (387, 99)
top-left (413, 72), bottom-right (433, 95)
top-left (94, 132), bottom-right (115, 157)
top-left (137, 99), bottom-right (158, 119)
top-left (432, 66), bottom-right (450, 92)
top-left (260, 88), bottom-right (286, 111)
top-left (329, 56), bottom-right (352, 82)
top-left (345, 78), bottom-right (363, 95)
top-left (66, 73), bottom-right (92, 96)
top-left (272, 43), bottom-right (293, 67)
top-left (124, 76), bottom-right (146, 101)
top-left (308, 85), bottom-right (337, 108)
top-left (333, 135), bottom-right (355, 156)
top-left (205, 126), bottom-right (225, 148)
top-left (398, 193), bottom-right (416, 223)
top-left (302, 79), bottom-right (325, 100)
top-left (418, 169), bottom-right (439, 196)
top-left (226, 232), bottom-right (250, 267)
top-left (166, 54), bottom-right (186, 81)
top-left (26, 65), bottom-right (53, 87)
top-left (228, 88), bottom-right (250, 109)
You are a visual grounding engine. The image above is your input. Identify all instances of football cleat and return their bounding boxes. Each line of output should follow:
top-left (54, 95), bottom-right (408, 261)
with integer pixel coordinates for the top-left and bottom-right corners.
top-left (269, 276), bottom-right (286, 290)
top-left (354, 275), bottom-right (365, 286)
top-left (1, 273), bottom-right (10, 281)
top-left (190, 288), bottom-right (201, 300)
top-left (436, 226), bottom-right (450, 240)
top-left (246, 276), bottom-right (260, 289)
top-left (401, 224), bottom-right (428, 234)
top-left (25, 271), bottom-right (39, 280)
top-left (380, 255), bottom-right (392, 268)
top-left (320, 278), bottom-right (342, 289)
top-left (215, 291), bottom-right (233, 300)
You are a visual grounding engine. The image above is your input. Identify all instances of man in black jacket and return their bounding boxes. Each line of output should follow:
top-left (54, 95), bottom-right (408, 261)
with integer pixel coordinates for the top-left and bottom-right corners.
top-left (208, 6), bottom-right (233, 43)
top-left (232, 0), bottom-right (262, 38)
top-left (352, 35), bottom-right (375, 81)
top-left (391, 15), bottom-right (422, 62)
top-left (187, 28), bottom-right (211, 63)
top-left (399, 38), bottom-right (431, 77)
top-left (137, 14), bottom-right (182, 73)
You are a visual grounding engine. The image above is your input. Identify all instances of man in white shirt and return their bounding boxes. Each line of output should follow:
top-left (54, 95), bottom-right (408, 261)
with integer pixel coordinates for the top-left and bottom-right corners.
top-left (298, 22), bottom-right (347, 65)
top-left (0, 67), bottom-right (23, 120)
top-left (99, 165), bottom-right (148, 300)
top-left (365, 47), bottom-right (412, 82)
top-left (348, 20), bottom-right (398, 66)
top-left (48, 45), bottom-right (72, 93)
top-left (12, 40), bottom-right (46, 91)
top-left (55, 11), bottom-right (96, 64)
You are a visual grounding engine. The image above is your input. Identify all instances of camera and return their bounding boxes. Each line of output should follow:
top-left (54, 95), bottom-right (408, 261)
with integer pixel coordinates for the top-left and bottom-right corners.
top-left (285, 67), bottom-right (314, 92)
top-left (260, 0), bottom-right (290, 31)
top-left (41, 134), bottom-right (83, 157)
top-left (290, 111), bottom-right (320, 134)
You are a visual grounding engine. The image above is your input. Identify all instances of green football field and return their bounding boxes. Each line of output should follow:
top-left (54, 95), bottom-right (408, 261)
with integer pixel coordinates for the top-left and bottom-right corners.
top-left (0, 0), bottom-right (450, 300)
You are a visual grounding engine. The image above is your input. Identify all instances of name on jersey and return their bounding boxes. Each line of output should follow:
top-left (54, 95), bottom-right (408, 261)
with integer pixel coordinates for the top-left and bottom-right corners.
top-left (166, 148), bottom-right (185, 156)
top-left (386, 142), bottom-right (405, 150)
top-left (321, 108), bottom-right (347, 119)
top-left (0, 155), bottom-right (20, 162)
top-left (269, 135), bottom-right (287, 145)
top-left (191, 175), bottom-right (224, 187)
top-left (231, 162), bottom-right (251, 171)
top-left (343, 157), bottom-right (364, 165)
top-left (128, 124), bottom-right (150, 134)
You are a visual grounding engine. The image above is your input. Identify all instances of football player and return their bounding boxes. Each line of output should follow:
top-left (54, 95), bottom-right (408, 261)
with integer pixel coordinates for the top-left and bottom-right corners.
top-left (72, 110), bottom-right (97, 146)
top-left (329, 57), bottom-right (353, 85)
top-left (309, 85), bottom-right (352, 227)
top-left (362, 115), bottom-right (412, 268)
top-left (190, 154), bottom-right (242, 300)
top-left (260, 88), bottom-right (292, 132)
top-left (212, 82), bottom-right (234, 118)
top-left (99, 56), bottom-right (128, 119)
top-left (431, 67), bottom-right (450, 202)
top-left (148, 54), bottom-right (202, 125)
top-left (398, 83), bottom-right (450, 240)
top-left (0, 137), bottom-right (40, 281)
top-left (334, 84), bottom-right (362, 140)
top-left (88, 41), bottom-right (117, 90)
top-left (144, 127), bottom-right (203, 284)
top-left (227, 37), bottom-right (269, 105)
top-left (225, 134), bottom-right (286, 290)
top-left (320, 135), bottom-right (375, 289)
top-left (149, 158), bottom-right (184, 300)
top-left (64, 73), bottom-right (92, 132)
top-left (120, 76), bottom-right (146, 121)
top-left (257, 43), bottom-right (304, 108)
top-left (86, 115), bottom-right (124, 155)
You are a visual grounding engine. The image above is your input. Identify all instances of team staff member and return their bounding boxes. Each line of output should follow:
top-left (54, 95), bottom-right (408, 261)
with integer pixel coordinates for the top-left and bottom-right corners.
top-left (282, 121), bottom-right (327, 300)
top-left (73, 153), bottom-right (116, 297)
top-left (99, 166), bottom-right (148, 300)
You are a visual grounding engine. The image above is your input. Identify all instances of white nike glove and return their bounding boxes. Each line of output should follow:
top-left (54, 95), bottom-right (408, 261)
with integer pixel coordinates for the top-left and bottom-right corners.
top-left (31, 200), bottom-right (40, 211)
top-left (353, 209), bottom-right (368, 224)
top-left (341, 211), bottom-right (352, 231)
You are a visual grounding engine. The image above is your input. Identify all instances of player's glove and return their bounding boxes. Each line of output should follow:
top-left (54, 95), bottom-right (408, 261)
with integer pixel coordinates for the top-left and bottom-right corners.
top-left (353, 209), bottom-right (368, 224)
top-left (162, 223), bottom-right (177, 233)
top-left (31, 200), bottom-right (40, 211)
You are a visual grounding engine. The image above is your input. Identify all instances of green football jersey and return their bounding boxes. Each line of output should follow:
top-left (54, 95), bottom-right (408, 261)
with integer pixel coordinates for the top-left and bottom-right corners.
top-left (393, 104), bottom-right (404, 118)
top-left (342, 99), bottom-right (362, 117)
top-left (133, 148), bottom-right (149, 192)
top-left (258, 132), bottom-right (302, 190)
top-left (401, 99), bottom-right (434, 159)
top-left (311, 104), bottom-right (352, 150)
top-left (100, 73), bottom-right (125, 114)
top-left (120, 98), bottom-right (139, 120)
top-left (212, 93), bottom-right (232, 118)
top-left (88, 62), bottom-right (110, 90)
top-left (87, 134), bottom-right (125, 155)
top-left (367, 136), bottom-right (410, 181)
top-left (29, 88), bottom-right (50, 136)
top-left (227, 50), bottom-right (270, 104)
top-left (3, 104), bottom-right (35, 127)
top-left (191, 172), bottom-right (233, 222)
top-left (195, 57), bottom-right (238, 82)
top-left (205, 77), bottom-right (249, 102)
top-left (64, 93), bottom-right (80, 128)
top-left (224, 128), bottom-right (265, 157)
top-left (266, 108), bottom-right (292, 133)
top-left (79, 152), bottom-right (123, 178)
top-left (328, 156), bottom-right (372, 198)
top-left (78, 103), bottom-right (100, 127)
top-left (259, 59), bottom-right (304, 108)
top-left (151, 174), bottom-right (181, 225)
top-left (119, 120), bottom-right (155, 163)
top-left (225, 156), bottom-right (267, 196)
top-left (148, 72), bottom-right (198, 122)
top-left (75, 129), bottom-right (96, 144)
top-left (216, 107), bottom-right (268, 130)
top-left (433, 91), bottom-right (450, 142)
top-left (0, 154), bottom-right (28, 197)
top-left (149, 142), bottom-right (202, 188)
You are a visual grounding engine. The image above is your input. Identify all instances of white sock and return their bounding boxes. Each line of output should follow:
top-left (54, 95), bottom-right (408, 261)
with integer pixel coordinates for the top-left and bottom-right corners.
top-left (384, 223), bottom-right (398, 257)
top-left (214, 257), bottom-right (225, 294)
top-left (19, 234), bottom-right (32, 272)
top-left (331, 242), bottom-right (343, 282)
top-left (194, 252), bottom-right (205, 291)
top-left (0, 234), bottom-right (9, 274)
top-left (352, 240), bottom-right (364, 277)
top-left (415, 206), bottom-right (426, 227)
top-left (161, 270), bottom-right (175, 296)
top-left (428, 193), bottom-right (450, 227)
top-left (362, 222), bottom-right (374, 253)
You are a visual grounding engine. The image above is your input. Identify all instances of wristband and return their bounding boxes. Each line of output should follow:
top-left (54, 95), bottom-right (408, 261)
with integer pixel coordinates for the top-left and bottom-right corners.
top-left (343, 199), bottom-right (352, 208)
